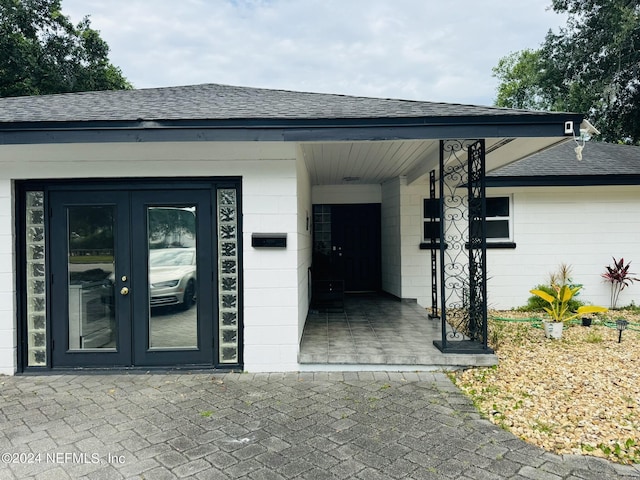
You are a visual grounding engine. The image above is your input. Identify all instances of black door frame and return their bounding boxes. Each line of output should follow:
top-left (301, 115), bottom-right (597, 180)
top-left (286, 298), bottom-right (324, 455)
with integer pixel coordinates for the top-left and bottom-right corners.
top-left (15, 177), bottom-right (243, 371)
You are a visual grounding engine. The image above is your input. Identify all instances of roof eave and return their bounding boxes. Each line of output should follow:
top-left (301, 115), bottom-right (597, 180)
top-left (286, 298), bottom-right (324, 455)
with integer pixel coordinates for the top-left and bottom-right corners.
top-left (486, 174), bottom-right (640, 187)
top-left (0, 112), bottom-right (583, 145)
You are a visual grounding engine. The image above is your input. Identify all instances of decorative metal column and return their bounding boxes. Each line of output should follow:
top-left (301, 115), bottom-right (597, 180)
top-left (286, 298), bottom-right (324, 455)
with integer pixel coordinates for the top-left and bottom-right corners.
top-left (429, 170), bottom-right (438, 319)
top-left (433, 139), bottom-right (493, 353)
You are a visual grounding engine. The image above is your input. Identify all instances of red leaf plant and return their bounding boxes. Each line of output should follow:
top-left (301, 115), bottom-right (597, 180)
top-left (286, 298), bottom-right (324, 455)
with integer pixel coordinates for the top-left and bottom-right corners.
top-left (602, 257), bottom-right (640, 309)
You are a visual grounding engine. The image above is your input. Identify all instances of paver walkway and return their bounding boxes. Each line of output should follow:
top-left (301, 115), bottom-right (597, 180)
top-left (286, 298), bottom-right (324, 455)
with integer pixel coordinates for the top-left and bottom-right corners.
top-left (0, 372), bottom-right (638, 479)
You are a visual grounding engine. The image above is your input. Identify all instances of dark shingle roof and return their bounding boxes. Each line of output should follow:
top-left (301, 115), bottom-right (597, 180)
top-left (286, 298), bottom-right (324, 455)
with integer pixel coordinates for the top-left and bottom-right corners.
top-left (487, 141), bottom-right (640, 184)
top-left (0, 83), bottom-right (556, 124)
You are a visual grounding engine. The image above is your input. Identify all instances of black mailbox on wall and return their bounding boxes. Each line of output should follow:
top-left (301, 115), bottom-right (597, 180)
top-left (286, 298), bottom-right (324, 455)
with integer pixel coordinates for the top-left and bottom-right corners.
top-left (251, 233), bottom-right (287, 248)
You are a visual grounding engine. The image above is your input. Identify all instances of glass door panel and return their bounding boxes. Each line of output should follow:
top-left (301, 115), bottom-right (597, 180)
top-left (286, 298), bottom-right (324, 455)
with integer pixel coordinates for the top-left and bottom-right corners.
top-left (67, 205), bottom-right (116, 350)
top-left (131, 190), bottom-right (213, 366)
top-left (147, 206), bottom-right (198, 349)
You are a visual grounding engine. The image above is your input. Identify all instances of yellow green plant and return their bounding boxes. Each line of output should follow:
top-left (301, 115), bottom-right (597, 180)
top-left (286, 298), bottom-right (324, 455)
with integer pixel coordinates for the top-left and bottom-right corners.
top-left (529, 284), bottom-right (607, 323)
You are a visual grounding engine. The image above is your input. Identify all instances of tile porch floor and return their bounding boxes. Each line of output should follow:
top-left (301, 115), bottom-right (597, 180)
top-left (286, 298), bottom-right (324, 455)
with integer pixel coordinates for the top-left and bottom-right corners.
top-left (298, 294), bottom-right (498, 370)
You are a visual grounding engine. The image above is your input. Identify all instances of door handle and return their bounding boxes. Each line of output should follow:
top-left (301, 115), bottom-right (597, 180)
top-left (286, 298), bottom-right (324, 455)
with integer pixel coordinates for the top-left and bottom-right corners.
top-left (120, 286), bottom-right (129, 296)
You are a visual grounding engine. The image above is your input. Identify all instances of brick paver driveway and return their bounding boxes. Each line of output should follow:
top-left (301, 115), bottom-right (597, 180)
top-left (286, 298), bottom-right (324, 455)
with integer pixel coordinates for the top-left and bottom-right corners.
top-left (0, 372), bottom-right (638, 479)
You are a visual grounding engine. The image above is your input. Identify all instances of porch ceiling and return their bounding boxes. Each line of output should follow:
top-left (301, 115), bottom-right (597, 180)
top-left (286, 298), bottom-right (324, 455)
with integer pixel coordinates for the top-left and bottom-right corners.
top-left (301, 136), bottom-right (570, 186)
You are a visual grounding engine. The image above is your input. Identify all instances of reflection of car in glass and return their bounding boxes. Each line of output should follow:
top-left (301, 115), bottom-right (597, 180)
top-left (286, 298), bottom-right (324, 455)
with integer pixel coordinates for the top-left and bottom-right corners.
top-left (149, 248), bottom-right (197, 309)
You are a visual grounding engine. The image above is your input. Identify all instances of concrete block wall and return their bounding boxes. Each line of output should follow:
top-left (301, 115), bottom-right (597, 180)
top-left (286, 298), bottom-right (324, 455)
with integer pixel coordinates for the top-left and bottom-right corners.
top-left (241, 161), bottom-right (300, 372)
top-left (486, 185), bottom-right (640, 310)
top-left (381, 178), bottom-right (402, 298)
top-left (0, 141), bottom-right (303, 373)
top-left (381, 177), bottom-right (433, 308)
top-left (296, 152), bottom-right (312, 344)
top-left (398, 178), bottom-right (431, 306)
top-left (0, 181), bottom-right (15, 374)
top-left (384, 180), bottom-right (640, 312)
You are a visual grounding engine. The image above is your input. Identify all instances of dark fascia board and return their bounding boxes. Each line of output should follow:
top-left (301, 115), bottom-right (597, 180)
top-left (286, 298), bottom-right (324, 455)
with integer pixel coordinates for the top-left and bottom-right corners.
top-left (0, 113), bottom-right (583, 145)
top-left (486, 174), bottom-right (640, 187)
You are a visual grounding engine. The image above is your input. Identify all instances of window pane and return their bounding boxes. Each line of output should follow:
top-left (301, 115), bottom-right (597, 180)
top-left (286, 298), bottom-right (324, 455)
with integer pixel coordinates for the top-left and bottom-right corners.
top-left (423, 198), bottom-right (439, 218)
top-left (423, 221), bottom-right (440, 241)
top-left (487, 220), bottom-right (509, 239)
top-left (487, 197), bottom-right (509, 217)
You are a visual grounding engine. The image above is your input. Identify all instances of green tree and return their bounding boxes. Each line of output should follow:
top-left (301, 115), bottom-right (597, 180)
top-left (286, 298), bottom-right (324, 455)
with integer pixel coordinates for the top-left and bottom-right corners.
top-left (0, 0), bottom-right (131, 97)
top-left (493, 0), bottom-right (640, 144)
top-left (493, 49), bottom-right (550, 110)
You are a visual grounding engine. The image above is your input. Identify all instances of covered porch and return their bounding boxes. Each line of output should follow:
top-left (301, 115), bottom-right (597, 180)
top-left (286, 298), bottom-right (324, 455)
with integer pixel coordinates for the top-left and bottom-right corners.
top-left (301, 116), bottom-right (588, 366)
top-left (298, 294), bottom-right (498, 370)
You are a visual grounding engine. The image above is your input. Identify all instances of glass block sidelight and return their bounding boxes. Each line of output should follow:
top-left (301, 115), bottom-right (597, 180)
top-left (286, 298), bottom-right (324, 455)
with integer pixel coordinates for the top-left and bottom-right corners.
top-left (312, 205), bottom-right (331, 256)
top-left (26, 192), bottom-right (47, 366)
top-left (217, 188), bottom-right (239, 364)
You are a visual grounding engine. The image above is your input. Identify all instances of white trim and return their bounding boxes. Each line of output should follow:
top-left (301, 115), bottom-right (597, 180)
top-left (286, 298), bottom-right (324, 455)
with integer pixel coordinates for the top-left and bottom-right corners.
top-left (486, 195), bottom-right (513, 243)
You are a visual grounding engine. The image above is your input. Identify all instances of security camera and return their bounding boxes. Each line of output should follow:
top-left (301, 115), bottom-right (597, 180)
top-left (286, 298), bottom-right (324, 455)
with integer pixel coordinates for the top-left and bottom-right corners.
top-left (580, 119), bottom-right (600, 136)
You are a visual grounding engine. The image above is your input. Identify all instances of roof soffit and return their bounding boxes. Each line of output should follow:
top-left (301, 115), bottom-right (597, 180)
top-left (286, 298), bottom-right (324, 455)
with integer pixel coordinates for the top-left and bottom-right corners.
top-left (300, 136), bottom-right (571, 186)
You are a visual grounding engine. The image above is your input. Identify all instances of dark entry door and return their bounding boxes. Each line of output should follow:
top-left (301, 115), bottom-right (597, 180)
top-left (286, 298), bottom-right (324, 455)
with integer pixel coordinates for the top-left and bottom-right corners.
top-left (50, 188), bottom-right (214, 367)
top-left (313, 204), bottom-right (381, 292)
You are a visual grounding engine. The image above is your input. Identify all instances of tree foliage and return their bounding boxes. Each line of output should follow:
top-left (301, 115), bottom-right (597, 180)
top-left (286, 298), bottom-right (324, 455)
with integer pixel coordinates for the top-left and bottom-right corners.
top-left (493, 49), bottom-right (551, 111)
top-left (0, 0), bottom-right (131, 97)
top-left (493, 0), bottom-right (640, 143)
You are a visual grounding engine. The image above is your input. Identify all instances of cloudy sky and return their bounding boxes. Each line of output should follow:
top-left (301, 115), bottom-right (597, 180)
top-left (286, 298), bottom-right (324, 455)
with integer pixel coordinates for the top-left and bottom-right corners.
top-left (62, 0), bottom-right (566, 106)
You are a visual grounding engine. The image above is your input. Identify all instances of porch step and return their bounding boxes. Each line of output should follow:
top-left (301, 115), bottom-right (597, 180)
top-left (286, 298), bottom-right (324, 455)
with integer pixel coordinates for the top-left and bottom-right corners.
top-left (298, 352), bottom-right (497, 368)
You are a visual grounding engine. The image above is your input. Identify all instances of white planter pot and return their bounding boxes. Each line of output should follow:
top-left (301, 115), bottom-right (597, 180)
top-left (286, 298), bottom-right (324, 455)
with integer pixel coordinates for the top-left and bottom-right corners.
top-left (543, 321), bottom-right (563, 339)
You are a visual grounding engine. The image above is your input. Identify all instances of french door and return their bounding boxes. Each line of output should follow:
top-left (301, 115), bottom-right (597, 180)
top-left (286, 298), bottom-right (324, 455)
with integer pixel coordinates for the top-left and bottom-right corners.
top-left (49, 188), bottom-right (215, 367)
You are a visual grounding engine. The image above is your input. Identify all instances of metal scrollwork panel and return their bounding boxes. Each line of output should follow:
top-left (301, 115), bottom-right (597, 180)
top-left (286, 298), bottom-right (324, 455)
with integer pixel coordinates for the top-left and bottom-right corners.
top-left (467, 140), bottom-right (488, 345)
top-left (438, 139), bottom-right (488, 349)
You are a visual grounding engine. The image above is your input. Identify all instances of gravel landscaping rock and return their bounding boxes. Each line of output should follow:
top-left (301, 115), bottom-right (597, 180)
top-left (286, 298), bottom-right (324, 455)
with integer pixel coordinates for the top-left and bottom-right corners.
top-left (453, 310), bottom-right (640, 465)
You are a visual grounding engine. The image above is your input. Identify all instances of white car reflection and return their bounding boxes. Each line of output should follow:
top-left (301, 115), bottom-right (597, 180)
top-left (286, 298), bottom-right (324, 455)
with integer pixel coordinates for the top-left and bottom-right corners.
top-left (149, 248), bottom-right (197, 309)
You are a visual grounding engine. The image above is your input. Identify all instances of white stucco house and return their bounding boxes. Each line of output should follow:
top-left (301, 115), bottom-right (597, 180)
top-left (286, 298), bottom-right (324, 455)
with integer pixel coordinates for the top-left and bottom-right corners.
top-left (0, 83), bottom-right (585, 374)
top-left (485, 140), bottom-right (640, 310)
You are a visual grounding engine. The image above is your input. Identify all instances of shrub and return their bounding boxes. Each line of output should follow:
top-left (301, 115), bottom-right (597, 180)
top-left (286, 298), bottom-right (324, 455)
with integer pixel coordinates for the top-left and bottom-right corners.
top-left (602, 257), bottom-right (639, 309)
top-left (519, 263), bottom-right (584, 312)
top-left (529, 284), bottom-right (606, 323)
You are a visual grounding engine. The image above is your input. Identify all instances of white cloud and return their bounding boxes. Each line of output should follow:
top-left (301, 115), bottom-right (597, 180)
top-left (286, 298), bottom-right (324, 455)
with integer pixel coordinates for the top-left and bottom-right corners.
top-left (61, 0), bottom-right (565, 105)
